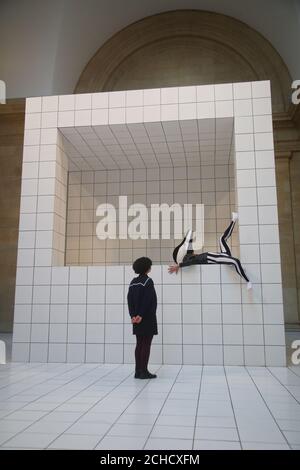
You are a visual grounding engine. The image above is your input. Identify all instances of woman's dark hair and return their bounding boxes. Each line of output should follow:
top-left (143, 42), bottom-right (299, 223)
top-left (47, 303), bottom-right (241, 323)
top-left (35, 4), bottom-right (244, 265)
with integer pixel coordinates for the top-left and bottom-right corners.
top-left (132, 257), bottom-right (152, 275)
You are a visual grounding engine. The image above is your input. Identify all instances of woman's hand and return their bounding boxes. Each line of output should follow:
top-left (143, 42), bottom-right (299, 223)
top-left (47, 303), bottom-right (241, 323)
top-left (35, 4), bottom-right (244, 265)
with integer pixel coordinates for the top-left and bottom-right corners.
top-left (168, 264), bottom-right (179, 274)
top-left (131, 315), bottom-right (142, 324)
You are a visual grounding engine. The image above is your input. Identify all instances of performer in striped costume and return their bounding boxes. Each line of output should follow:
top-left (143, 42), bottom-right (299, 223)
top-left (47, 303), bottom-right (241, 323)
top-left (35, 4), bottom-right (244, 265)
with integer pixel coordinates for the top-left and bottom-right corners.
top-left (169, 212), bottom-right (252, 289)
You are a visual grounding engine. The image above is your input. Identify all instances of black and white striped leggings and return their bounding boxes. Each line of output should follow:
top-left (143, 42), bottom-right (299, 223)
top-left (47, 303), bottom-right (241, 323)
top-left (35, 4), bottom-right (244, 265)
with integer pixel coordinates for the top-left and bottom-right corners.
top-left (206, 220), bottom-right (249, 283)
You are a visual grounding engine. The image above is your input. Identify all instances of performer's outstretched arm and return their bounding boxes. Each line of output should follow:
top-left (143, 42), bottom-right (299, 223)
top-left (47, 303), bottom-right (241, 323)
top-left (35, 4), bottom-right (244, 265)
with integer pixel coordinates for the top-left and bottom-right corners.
top-left (168, 253), bottom-right (206, 274)
top-left (168, 264), bottom-right (180, 274)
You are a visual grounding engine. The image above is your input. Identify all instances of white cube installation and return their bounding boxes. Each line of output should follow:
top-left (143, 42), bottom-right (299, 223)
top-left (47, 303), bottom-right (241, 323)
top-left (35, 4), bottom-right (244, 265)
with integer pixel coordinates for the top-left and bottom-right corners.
top-left (12, 81), bottom-right (286, 366)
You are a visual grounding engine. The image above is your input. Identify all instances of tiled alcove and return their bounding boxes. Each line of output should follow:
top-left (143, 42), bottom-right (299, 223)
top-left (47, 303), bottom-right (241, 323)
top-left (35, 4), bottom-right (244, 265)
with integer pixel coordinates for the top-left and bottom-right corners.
top-left (63, 116), bottom-right (237, 265)
top-left (13, 82), bottom-right (286, 366)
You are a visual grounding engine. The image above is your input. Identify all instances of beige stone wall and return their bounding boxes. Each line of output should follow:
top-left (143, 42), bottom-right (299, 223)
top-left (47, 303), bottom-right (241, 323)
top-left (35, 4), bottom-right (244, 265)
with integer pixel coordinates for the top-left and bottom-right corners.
top-left (276, 157), bottom-right (298, 324)
top-left (290, 151), bottom-right (300, 323)
top-left (0, 100), bottom-right (25, 332)
top-left (274, 107), bottom-right (300, 325)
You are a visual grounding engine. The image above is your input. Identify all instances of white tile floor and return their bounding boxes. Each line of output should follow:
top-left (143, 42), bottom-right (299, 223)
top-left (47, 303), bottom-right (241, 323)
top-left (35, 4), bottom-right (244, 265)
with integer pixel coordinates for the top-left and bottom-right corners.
top-left (0, 363), bottom-right (300, 450)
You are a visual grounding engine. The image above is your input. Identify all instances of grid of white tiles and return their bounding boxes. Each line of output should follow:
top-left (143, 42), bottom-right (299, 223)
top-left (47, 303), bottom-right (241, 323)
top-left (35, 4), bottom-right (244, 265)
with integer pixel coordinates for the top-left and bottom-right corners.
top-left (65, 164), bottom-right (238, 265)
top-left (12, 264), bottom-right (285, 365)
top-left (58, 93), bottom-right (234, 171)
top-left (20, 128), bottom-right (68, 267)
top-left (1, 363), bottom-right (300, 450)
top-left (13, 80), bottom-right (286, 366)
top-left (61, 112), bottom-right (235, 265)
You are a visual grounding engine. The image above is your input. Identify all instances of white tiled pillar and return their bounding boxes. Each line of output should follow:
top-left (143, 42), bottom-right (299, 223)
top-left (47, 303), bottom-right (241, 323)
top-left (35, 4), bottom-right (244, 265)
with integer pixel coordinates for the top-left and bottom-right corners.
top-left (234, 81), bottom-right (285, 366)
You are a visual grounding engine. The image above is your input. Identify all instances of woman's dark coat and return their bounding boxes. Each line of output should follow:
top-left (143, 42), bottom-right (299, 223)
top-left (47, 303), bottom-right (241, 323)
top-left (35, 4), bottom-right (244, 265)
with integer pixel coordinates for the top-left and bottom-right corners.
top-left (127, 274), bottom-right (158, 336)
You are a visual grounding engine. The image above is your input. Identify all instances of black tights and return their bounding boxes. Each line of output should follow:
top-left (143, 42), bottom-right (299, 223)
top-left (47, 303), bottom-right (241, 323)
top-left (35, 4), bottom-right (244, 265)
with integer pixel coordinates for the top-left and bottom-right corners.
top-left (135, 335), bottom-right (153, 372)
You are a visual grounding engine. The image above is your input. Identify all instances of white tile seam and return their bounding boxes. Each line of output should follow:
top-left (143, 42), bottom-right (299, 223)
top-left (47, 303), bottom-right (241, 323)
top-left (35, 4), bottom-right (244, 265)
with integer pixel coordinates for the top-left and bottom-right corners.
top-left (140, 365), bottom-right (183, 450)
top-left (1, 363), bottom-right (121, 448)
top-left (45, 365), bottom-right (142, 449)
top-left (245, 367), bottom-right (292, 449)
top-left (223, 366), bottom-right (242, 445)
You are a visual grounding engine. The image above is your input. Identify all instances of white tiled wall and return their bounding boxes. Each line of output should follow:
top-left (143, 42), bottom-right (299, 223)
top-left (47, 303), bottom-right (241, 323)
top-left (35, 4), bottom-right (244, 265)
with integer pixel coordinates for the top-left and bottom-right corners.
top-left (65, 165), bottom-right (238, 265)
top-left (12, 264), bottom-right (285, 365)
top-left (12, 81), bottom-right (286, 366)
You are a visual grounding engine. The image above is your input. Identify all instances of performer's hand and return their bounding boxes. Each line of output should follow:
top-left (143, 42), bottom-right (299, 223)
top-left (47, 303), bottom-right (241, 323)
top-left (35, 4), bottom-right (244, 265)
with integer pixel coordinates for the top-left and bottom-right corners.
top-left (131, 316), bottom-right (137, 324)
top-left (168, 264), bottom-right (179, 274)
top-left (135, 315), bottom-right (142, 324)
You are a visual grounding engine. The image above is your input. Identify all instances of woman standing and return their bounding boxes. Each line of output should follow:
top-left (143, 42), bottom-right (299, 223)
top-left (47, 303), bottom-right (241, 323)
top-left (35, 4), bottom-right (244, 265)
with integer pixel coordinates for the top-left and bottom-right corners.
top-left (127, 257), bottom-right (158, 379)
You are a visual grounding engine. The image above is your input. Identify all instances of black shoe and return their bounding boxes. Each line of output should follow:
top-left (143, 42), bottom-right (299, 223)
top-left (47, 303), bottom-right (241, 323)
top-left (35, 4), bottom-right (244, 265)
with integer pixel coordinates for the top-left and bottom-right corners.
top-left (139, 370), bottom-right (157, 379)
top-left (134, 370), bottom-right (142, 378)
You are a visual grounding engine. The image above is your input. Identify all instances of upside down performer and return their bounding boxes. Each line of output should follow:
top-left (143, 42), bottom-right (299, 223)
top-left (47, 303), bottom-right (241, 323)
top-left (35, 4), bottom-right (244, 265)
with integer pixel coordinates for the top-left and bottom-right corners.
top-left (168, 212), bottom-right (252, 289)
